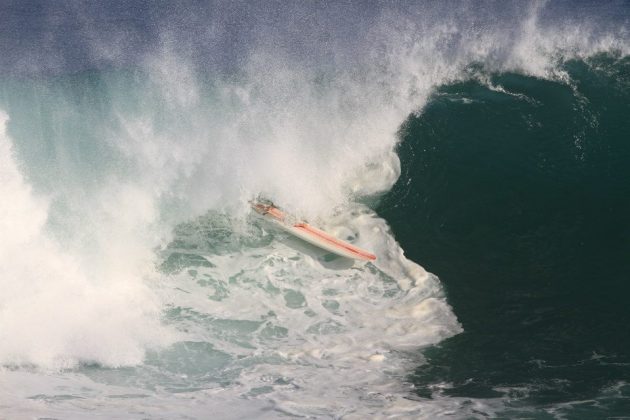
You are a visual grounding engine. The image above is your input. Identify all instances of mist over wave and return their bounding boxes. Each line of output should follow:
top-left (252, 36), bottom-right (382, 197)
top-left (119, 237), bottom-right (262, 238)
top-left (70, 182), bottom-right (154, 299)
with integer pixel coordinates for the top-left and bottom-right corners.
top-left (0, 1), bottom-right (628, 417)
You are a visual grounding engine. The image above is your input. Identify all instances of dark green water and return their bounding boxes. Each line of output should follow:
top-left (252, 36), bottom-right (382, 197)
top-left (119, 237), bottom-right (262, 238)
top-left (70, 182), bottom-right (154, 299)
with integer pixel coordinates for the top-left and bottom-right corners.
top-left (380, 55), bottom-right (630, 416)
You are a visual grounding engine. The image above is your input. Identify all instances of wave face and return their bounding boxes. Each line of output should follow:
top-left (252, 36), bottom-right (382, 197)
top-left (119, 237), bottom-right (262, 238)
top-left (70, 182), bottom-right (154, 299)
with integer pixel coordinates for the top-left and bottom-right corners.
top-left (382, 55), bottom-right (630, 417)
top-left (0, 1), bottom-right (628, 418)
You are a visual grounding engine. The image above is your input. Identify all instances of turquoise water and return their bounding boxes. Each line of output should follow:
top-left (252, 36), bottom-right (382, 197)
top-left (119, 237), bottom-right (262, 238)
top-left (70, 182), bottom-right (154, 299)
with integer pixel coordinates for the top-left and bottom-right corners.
top-left (0, 2), bottom-right (629, 418)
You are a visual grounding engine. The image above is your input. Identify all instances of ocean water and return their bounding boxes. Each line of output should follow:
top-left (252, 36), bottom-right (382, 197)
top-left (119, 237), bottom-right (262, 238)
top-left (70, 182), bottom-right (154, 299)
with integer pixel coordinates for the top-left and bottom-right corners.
top-left (0, 2), bottom-right (628, 419)
top-left (381, 54), bottom-right (630, 418)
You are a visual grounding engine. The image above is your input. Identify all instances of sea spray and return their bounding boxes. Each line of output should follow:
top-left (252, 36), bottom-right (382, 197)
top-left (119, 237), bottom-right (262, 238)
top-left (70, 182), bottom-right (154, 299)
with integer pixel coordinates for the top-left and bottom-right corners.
top-left (0, 1), bottom-right (627, 418)
top-left (0, 111), bottom-right (176, 369)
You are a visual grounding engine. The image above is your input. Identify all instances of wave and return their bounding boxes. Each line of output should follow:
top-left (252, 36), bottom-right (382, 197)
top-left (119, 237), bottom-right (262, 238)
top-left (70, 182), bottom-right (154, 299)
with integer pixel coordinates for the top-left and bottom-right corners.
top-left (383, 52), bottom-right (630, 417)
top-left (0, 1), bottom-right (628, 417)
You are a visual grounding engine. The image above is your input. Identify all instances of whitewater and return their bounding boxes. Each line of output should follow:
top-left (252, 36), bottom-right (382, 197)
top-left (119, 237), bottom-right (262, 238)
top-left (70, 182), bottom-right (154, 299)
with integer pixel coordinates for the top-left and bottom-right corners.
top-left (0, 2), bottom-right (628, 418)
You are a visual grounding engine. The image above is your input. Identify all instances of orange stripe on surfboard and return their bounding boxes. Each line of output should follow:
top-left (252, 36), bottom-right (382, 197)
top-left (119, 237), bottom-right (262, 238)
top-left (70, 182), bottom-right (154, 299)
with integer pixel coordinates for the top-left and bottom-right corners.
top-left (293, 223), bottom-right (376, 261)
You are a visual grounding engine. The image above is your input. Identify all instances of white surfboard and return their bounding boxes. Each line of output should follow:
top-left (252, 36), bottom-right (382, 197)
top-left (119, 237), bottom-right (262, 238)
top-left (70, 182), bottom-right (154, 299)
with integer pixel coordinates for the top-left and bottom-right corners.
top-left (251, 201), bottom-right (376, 261)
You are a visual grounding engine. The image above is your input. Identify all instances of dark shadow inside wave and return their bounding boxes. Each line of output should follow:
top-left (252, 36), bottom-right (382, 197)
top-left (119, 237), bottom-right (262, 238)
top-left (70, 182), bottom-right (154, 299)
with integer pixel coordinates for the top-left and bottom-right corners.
top-left (380, 54), bottom-right (630, 416)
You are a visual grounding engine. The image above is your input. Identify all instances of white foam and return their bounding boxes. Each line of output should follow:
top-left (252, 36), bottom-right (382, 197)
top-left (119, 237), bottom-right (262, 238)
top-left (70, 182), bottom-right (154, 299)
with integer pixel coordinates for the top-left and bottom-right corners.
top-left (0, 112), bottom-right (176, 369)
